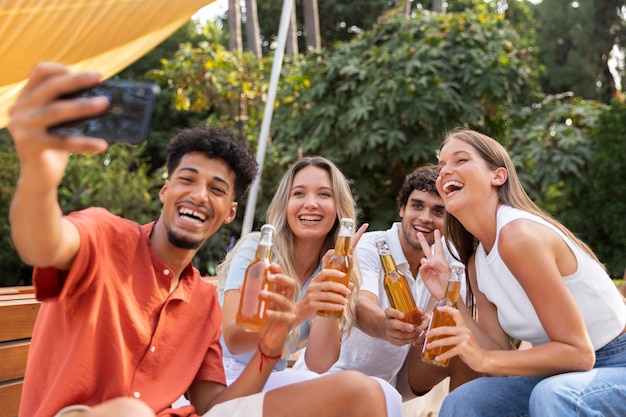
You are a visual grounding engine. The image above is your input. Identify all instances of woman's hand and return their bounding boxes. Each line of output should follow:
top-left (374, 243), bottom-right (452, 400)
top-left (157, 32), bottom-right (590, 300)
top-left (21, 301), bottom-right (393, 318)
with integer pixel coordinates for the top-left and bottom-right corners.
top-left (297, 267), bottom-right (353, 321)
top-left (352, 222), bottom-right (369, 249)
top-left (258, 264), bottom-right (297, 355)
top-left (417, 230), bottom-right (453, 301)
top-left (423, 305), bottom-right (488, 373)
top-left (294, 224), bottom-right (367, 322)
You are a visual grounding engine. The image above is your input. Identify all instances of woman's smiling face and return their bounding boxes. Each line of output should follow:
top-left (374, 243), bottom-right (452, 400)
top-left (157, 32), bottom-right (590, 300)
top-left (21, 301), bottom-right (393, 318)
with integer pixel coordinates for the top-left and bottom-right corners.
top-left (286, 165), bottom-right (337, 243)
top-left (436, 137), bottom-right (496, 215)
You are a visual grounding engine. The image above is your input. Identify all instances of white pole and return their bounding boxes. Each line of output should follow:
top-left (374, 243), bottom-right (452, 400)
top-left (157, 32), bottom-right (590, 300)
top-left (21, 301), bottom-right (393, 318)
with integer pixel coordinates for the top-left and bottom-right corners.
top-left (241, 0), bottom-right (294, 237)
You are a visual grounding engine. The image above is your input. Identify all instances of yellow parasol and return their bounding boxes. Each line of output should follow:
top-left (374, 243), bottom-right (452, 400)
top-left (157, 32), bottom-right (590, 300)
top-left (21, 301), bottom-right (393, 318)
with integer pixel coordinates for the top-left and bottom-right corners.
top-left (0, 0), bottom-right (214, 128)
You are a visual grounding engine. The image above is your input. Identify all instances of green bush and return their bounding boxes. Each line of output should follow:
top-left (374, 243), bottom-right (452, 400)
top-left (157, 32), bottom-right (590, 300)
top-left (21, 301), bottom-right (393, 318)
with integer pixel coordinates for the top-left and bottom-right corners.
top-left (0, 132), bottom-right (28, 285)
top-left (0, 135), bottom-right (162, 286)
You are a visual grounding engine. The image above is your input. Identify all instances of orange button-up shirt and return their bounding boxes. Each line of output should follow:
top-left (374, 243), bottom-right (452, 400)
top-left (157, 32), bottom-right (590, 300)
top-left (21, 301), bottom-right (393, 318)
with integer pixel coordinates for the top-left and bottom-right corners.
top-left (20, 208), bottom-right (225, 417)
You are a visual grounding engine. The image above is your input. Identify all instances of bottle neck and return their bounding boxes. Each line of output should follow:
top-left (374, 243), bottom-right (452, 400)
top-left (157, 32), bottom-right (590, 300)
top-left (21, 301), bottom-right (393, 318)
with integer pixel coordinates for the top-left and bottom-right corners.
top-left (379, 253), bottom-right (398, 274)
top-left (443, 279), bottom-right (461, 303)
top-left (334, 235), bottom-right (352, 256)
top-left (255, 243), bottom-right (272, 261)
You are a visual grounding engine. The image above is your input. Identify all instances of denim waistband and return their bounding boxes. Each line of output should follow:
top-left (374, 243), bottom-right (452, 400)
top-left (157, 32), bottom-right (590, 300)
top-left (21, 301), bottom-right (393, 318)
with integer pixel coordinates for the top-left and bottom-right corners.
top-left (594, 327), bottom-right (626, 367)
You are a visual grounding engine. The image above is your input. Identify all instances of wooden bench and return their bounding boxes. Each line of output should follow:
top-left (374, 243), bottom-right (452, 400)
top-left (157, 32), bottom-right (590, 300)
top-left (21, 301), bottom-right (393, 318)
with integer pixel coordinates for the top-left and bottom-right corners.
top-left (0, 286), bottom-right (40, 417)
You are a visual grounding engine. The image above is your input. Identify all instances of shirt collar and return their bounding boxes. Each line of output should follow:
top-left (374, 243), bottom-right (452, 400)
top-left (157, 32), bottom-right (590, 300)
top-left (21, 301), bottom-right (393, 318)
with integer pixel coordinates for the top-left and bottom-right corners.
top-left (141, 221), bottom-right (198, 303)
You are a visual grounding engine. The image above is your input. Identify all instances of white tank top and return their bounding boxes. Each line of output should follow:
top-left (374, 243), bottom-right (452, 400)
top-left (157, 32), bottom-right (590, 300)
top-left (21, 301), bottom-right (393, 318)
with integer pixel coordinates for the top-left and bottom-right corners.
top-left (475, 205), bottom-right (626, 350)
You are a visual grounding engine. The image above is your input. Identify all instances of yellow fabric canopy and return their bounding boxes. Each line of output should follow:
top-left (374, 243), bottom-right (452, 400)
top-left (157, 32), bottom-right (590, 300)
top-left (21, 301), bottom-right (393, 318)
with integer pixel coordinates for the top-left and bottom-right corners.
top-left (0, 0), bottom-right (214, 128)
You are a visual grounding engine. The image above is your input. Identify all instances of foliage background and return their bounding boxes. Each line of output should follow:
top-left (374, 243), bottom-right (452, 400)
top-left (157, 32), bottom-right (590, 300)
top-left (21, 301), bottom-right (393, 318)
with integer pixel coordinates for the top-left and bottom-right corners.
top-left (269, 10), bottom-right (534, 229)
top-left (1, 1), bottom-right (625, 285)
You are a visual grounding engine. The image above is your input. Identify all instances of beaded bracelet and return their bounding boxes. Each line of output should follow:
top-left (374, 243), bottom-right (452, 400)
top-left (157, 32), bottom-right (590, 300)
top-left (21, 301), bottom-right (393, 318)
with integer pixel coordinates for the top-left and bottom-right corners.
top-left (257, 343), bottom-right (282, 372)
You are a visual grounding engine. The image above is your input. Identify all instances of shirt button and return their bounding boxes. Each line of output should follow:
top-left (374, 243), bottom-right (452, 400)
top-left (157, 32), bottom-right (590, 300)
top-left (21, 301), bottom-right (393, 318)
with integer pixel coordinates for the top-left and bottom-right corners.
top-left (163, 269), bottom-right (170, 276)
top-left (133, 391), bottom-right (141, 398)
top-left (151, 346), bottom-right (156, 353)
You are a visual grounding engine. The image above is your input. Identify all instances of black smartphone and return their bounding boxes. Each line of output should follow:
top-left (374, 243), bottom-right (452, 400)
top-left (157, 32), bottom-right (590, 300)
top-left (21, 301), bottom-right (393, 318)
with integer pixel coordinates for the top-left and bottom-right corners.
top-left (49, 80), bottom-right (160, 145)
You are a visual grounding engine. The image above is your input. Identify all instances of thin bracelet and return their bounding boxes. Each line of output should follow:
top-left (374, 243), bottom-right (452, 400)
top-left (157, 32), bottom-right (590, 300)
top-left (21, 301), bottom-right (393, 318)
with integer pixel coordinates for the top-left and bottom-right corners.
top-left (257, 343), bottom-right (282, 372)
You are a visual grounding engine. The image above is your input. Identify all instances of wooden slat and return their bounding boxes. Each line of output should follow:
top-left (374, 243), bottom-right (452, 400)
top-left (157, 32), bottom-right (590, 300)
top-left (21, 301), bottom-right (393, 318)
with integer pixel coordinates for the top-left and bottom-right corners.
top-left (0, 299), bottom-right (40, 342)
top-left (0, 286), bottom-right (34, 296)
top-left (0, 380), bottom-right (22, 417)
top-left (0, 287), bottom-right (36, 417)
top-left (0, 294), bottom-right (37, 302)
top-left (0, 341), bottom-right (30, 382)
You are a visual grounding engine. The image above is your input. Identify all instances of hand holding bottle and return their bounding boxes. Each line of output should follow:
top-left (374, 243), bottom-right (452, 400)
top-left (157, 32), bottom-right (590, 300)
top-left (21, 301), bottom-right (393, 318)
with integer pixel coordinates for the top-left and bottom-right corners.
top-left (317, 218), bottom-right (355, 319)
top-left (421, 263), bottom-right (464, 367)
top-left (300, 267), bottom-right (353, 321)
top-left (256, 263), bottom-right (298, 356)
top-left (376, 237), bottom-right (423, 326)
top-left (419, 304), bottom-right (491, 374)
top-left (237, 224), bottom-right (276, 331)
top-left (381, 306), bottom-right (428, 346)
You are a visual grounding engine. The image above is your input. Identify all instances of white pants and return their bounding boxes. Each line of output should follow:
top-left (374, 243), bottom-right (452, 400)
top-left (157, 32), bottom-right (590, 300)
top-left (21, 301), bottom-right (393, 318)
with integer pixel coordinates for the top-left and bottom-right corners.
top-left (203, 392), bottom-right (265, 417)
top-left (221, 356), bottom-right (403, 417)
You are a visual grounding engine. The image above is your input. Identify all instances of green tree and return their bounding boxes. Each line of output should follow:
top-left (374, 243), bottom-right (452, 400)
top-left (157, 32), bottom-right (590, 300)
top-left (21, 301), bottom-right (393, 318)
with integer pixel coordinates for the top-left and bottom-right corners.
top-left (117, 21), bottom-right (226, 173)
top-left (558, 100), bottom-right (626, 278)
top-left (269, 10), bottom-right (535, 228)
top-left (254, 0), bottom-right (396, 53)
top-left (531, 0), bottom-right (626, 103)
top-left (57, 145), bottom-right (162, 223)
top-left (507, 92), bottom-right (606, 210)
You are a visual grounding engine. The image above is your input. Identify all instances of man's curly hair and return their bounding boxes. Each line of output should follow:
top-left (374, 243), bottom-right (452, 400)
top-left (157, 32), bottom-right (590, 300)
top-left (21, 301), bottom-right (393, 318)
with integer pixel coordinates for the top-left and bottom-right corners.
top-left (165, 126), bottom-right (258, 201)
top-left (395, 165), bottom-right (440, 210)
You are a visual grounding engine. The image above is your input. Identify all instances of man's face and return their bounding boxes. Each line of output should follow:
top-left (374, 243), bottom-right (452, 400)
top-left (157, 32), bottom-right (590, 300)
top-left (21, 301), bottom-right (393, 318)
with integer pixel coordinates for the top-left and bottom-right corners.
top-left (159, 152), bottom-right (237, 249)
top-left (399, 189), bottom-right (446, 251)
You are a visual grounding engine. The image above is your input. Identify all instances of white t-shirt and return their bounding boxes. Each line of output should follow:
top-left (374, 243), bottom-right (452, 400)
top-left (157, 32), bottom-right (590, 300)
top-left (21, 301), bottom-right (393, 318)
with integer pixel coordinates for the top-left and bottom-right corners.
top-left (294, 222), bottom-right (465, 386)
top-left (219, 234), bottom-right (316, 375)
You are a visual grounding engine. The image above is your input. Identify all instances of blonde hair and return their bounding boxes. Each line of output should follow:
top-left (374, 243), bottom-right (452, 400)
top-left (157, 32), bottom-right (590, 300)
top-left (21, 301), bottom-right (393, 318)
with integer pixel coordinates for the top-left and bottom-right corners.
top-left (218, 156), bottom-right (360, 352)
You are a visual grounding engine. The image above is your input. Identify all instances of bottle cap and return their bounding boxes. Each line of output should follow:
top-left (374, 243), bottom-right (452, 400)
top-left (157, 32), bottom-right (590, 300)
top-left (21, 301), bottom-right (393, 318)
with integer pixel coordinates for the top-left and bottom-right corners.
top-left (260, 224), bottom-right (276, 233)
top-left (375, 237), bottom-right (389, 251)
top-left (259, 224), bottom-right (275, 246)
top-left (337, 218), bottom-right (354, 236)
top-left (451, 262), bottom-right (464, 281)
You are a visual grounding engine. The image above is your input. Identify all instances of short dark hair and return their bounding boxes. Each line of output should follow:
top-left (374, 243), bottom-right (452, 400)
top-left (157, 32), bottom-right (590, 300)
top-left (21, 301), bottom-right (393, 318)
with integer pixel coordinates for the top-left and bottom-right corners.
top-left (395, 165), bottom-right (440, 210)
top-left (165, 126), bottom-right (258, 201)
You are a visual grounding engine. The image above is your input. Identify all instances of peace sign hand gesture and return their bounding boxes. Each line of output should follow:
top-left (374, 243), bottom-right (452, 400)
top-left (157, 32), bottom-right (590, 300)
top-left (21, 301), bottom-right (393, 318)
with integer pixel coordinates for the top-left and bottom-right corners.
top-left (417, 230), bottom-right (453, 301)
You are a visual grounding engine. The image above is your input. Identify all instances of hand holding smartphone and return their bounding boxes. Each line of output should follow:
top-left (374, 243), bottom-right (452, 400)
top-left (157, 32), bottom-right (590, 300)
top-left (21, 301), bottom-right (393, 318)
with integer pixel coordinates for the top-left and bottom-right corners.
top-left (49, 80), bottom-right (160, 145)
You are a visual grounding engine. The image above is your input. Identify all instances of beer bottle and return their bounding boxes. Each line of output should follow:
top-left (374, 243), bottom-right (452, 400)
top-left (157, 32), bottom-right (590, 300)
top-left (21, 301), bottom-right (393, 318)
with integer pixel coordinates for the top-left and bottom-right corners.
top-left (316, 218), bottom-right (354, 320)
top-left (421, 263), bottom-right (464, 367)
top-left (236, 224), bottom-right (276, 332)
top-left (375, 238), bottom-right (422, 327)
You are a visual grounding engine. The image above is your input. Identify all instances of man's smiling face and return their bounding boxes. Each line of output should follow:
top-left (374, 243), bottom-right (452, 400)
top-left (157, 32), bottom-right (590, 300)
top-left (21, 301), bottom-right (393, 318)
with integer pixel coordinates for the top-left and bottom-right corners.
top-left (399, 189), bottom-right (446, 251)
top-left (159, 152), bottom-right (237, 250)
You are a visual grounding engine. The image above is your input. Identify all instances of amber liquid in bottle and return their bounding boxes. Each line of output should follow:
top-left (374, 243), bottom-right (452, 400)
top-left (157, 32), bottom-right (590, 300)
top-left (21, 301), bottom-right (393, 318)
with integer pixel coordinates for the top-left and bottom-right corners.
top-left (236, 224), bottom-right (276, 332)
top-left (316, 218), bottom-right (354, 320)
top-left (376, 238), bottom-right (421, 326)
top-left (421, 265), bottom-right (463, 367)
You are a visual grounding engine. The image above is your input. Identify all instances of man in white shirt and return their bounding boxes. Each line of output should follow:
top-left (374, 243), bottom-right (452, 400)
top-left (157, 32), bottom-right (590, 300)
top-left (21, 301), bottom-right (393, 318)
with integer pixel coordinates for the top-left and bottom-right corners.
top-left (295, 166), bottom-right (480, 395)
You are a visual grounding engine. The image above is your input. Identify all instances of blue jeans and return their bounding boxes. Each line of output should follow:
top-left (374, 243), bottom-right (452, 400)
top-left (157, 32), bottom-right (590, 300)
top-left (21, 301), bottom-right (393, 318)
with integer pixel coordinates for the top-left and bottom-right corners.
top-left (439, 331), bottom-right (626, 417)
